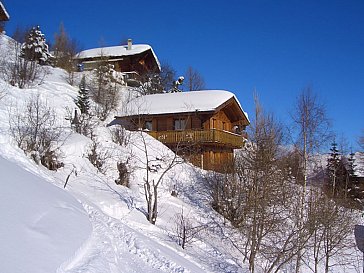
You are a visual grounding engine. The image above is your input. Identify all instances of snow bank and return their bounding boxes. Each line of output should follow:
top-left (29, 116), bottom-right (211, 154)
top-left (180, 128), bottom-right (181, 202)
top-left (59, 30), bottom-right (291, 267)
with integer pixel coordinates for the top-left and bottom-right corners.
top-left (0, 156), bottom-right (91, 273)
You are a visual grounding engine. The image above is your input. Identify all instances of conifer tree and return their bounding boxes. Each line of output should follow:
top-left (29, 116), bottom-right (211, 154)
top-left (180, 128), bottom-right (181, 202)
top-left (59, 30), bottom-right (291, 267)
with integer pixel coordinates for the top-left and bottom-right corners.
top-left (20, 26), bottom-right (53, 65)
top-left (346, 152), bottom-right (360, 199)
top-left (76, 76), bottom-right (90, 114)
top-left (326, 141), bottom-right (344, 196)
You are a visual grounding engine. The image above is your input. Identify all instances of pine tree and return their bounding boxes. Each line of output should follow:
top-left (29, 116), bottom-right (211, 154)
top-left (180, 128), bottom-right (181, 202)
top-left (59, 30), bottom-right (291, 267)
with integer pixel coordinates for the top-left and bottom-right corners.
top-left (327, 141), bottom-right (341, 195)
top-left (76, 76), bottom-right (90, 114)
top-left (346, 152), bottom-right (360, 199)
top-left (20, 26), bottom-right (53, 65)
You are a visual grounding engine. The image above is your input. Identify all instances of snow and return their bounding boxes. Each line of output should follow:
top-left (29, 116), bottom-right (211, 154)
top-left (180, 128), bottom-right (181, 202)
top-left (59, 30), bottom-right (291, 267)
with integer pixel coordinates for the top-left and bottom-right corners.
top-left (0, 155), bottom-right (91, 273)
top-left (354, 152), bottom-right (364, 177)
top-left (0, 34), bottom-right (361, 273)
top-left (0, 49), bottom-right (244, 272)
top-left (117, 90), bottom-right (249, 119)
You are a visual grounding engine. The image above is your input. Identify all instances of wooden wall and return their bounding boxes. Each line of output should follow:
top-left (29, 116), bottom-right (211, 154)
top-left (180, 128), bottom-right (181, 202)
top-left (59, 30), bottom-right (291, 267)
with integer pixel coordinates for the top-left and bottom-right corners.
top-left (120, 108), bottom-right (240, 172)
top-left (141, 109), bottom-right (234, 133)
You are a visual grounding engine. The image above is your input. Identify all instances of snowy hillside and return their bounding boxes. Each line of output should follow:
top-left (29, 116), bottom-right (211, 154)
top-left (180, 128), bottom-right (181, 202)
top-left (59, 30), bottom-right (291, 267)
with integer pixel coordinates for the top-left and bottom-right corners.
top-left (0, 155), bottom-right (91, 273)
top-left (0, 34), bottom-right (362, 273)
top-left (0, 40), bottom-right (245, 272)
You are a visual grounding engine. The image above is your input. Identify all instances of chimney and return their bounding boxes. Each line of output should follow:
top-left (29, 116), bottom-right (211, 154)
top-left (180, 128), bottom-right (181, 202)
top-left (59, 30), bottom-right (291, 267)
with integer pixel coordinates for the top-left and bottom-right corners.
top-left (127, 39), bottom-right (132, 50)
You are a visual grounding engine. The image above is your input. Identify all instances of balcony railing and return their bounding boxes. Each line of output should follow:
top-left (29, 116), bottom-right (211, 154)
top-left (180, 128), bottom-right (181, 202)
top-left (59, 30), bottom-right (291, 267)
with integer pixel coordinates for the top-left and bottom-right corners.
top-left (148, 129), bottom-right (245, 149)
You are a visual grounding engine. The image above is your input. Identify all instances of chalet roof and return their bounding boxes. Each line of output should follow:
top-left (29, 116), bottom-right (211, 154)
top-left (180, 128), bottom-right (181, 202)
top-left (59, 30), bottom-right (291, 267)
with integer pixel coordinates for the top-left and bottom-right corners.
top-left (117, 90), bottom-right (250, 123)
top-left (76, 44), bottom-right (160, 69)
top-left (0, 1), bottom-right (9, 21)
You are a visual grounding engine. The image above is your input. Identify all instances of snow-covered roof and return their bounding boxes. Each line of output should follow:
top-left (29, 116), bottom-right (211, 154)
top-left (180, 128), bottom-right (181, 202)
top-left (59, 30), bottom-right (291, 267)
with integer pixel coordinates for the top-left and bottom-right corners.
top-left (118, 90), bottom-right (249, 121)
top-left (0, 1), bottom-right (9, 21)
top-left (77, 44), bottom-right (151, 59)
top-left (76, 44), bottom-right (160, 70)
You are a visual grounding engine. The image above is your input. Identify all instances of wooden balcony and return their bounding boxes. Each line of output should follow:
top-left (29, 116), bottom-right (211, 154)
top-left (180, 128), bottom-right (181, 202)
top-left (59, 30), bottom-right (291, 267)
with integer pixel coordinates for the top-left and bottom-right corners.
top-left (123, 71), bottom-right (141, 87)
top-left (148, 129), bottom-right (245, 149)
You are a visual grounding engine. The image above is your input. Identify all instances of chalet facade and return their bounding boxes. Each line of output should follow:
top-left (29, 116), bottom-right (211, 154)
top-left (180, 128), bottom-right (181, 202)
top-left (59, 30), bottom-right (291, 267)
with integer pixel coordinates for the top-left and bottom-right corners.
top-left (75, 39), bottom-right (160, 86)
top-left (113, 90), bottom-right (250, 172)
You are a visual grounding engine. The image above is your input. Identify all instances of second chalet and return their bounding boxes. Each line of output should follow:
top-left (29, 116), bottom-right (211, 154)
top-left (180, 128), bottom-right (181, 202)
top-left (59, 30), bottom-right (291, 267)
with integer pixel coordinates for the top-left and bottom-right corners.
top-left (75, 39), bottom-right (160, 86)
top-left (113, 90), bottom-right (250, 172)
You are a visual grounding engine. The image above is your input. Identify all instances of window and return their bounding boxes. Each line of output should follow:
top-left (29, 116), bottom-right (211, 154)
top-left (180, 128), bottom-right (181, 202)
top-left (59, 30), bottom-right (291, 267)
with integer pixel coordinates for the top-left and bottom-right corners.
top-left (174, 119), bottom-right (186, 130)
top-left (144, 121), bottom-right (152, 131)
top-left (212, 118), bottom-right (217, 129)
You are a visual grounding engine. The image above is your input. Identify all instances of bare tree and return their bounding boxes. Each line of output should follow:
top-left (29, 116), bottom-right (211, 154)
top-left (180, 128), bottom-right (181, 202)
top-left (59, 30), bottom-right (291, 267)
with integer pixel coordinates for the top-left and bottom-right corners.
top-left (305, 187), bottom-right (359, 273)
top-left (172, 208), bottom-right (205, 249)
top-left (52, 22), bottom-right (81, 85)
top-left (160, 62), bottom-right (176, 92)
top-left (87, 139), bottom-right (112, 174)
top-left (9, 94), bottom-right (64, 169)
top-left (184, 66), bottom-right (205, 91)
top-left (208, 95), bottom-right (309, 272)
top-left (291, 87), bottom-right (331, 272)
top-left (90, 60), bottom-right (120, 121)
top-left (237, 96), bottom-right (288, 272)
top-left (291, 87), bottom-right (331, 190)
top-left (133, 131), bottom-right (183, 224)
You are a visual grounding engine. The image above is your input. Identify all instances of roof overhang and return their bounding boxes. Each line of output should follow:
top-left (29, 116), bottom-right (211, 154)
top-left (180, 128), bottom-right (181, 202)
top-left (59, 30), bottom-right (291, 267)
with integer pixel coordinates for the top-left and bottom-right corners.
top-left (0, 2), bottom-right (9, 21)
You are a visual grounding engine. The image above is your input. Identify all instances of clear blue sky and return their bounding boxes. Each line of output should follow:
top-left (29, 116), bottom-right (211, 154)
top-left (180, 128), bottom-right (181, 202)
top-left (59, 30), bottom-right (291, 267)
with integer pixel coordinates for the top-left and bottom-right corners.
top-left (4, 0), bottom-right (364, 150)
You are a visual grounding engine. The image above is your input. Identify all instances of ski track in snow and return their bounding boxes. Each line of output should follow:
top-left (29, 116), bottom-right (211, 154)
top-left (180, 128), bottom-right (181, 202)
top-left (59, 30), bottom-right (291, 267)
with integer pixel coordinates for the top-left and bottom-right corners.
top-left (59, 202), bottom-right (201, 273)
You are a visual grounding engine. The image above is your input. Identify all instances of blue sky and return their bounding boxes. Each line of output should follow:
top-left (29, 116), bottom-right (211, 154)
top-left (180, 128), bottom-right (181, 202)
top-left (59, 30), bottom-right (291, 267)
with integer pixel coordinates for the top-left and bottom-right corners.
top-left (4, 0), bottom-right (364, 150)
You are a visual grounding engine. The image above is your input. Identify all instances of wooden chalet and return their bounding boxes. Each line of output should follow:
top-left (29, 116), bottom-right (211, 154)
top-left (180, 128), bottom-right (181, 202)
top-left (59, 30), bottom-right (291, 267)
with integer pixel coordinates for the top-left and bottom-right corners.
top-left (0, 1), bottom-right (9, 21)
top-left (113, 90), bottom-right (250, 172)
top-left (75, 39), bottom-right (160, 86)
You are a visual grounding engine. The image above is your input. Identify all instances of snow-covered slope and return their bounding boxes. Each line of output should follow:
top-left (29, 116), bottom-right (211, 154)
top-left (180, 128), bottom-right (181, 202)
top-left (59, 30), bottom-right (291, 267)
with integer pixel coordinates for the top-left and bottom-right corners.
top-left (0, 35), bottom-right (361, 273)
top-left (0, 44), bottom-right (245, 272)
top-left (0, 155), bottom-right (91, 273)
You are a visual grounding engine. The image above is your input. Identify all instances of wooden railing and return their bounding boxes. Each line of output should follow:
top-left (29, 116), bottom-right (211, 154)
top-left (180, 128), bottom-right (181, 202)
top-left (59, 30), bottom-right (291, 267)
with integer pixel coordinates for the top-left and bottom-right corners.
top-left (148, 129), bottom-right (245, 149)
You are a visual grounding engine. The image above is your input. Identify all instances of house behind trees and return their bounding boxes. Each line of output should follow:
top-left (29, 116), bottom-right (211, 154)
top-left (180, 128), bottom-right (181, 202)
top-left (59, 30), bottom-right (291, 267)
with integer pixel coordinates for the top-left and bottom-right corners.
top-left (113, 90), bottom-right (249, 171)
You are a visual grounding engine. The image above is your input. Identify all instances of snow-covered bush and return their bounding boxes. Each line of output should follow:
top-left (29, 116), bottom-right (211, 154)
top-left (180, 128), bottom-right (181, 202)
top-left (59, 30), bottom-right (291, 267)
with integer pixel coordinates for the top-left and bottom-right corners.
top-left (0, 34), bottom-right (49, 88)
top-left (9, 94), bottom-right (64, 169)
top-left (115, 161), bottom-right (130, 187)
top-left (110, 126), bottom-right (130, 147)
top-left (87, 140), bottom-right (112, 174)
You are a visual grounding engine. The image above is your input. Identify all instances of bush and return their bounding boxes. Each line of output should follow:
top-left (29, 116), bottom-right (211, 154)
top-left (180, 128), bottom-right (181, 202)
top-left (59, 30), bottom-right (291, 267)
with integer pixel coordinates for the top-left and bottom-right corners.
top-left (86, 140), bottom-right (111, 174)
top-left (9, 94), bottom-right (64, 169)
top-left (115, 161), bottom-right (129, 187)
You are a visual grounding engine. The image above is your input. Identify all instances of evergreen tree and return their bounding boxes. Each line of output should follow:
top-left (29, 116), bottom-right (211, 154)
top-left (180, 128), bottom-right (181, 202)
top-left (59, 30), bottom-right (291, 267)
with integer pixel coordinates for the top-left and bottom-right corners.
top-left (20, 26), bottom-right (53, 65)
top-left (91, 63), bottom-right (119, 120)
top-left (346, 152), bottom-right (360, 199)
top-left (326, 141), bottom-right (342, 195)
top-left (76, 76), bottom-right (90, 114)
